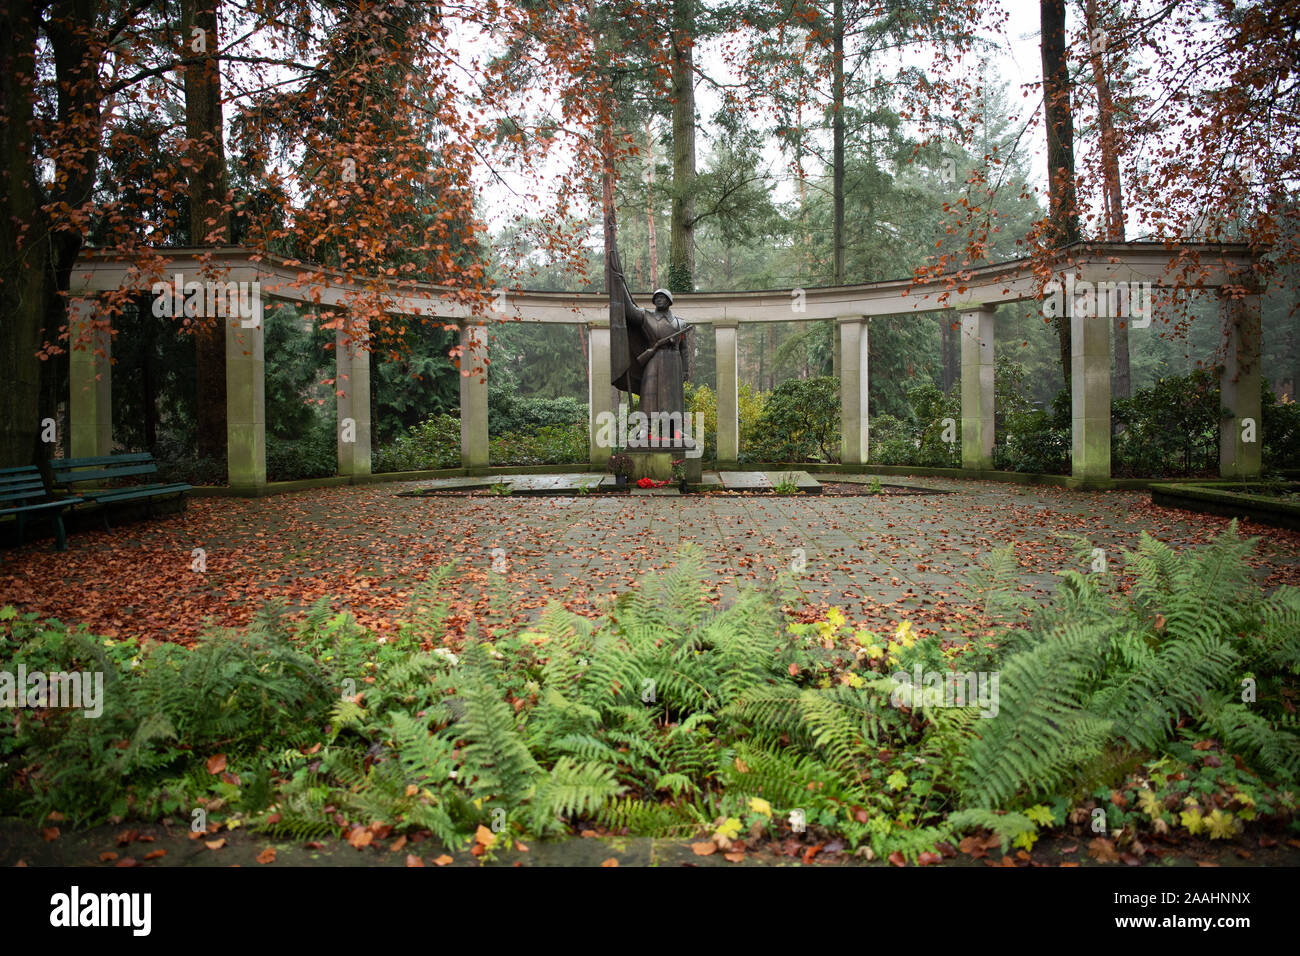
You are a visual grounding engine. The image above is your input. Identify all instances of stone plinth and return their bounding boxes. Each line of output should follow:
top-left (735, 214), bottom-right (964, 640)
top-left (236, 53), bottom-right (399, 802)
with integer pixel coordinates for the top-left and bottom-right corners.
top-left (627, 450), bottom-right (674, 482)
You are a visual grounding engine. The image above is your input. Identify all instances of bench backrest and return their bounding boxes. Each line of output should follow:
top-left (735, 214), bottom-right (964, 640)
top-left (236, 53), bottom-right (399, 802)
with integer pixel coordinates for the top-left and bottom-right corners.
top-left (51, 453), bottom-right (157, 486)
top-left (0, 465), bottom-right (50, 505)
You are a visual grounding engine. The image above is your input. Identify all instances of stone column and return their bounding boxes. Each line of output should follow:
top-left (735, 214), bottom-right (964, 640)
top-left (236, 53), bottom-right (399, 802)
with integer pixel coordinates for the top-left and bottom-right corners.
top-left (831, 318), bottom-right (842, 383)
top-left (587, 321), bottom-right (613, 468)
top-left (1071, 299), bottom-right (1111, 484)
top-left (459, 322), bottom-right (489, 474)
top-left (959, 305), bottom-right (996, 471)
top-left (68, 298), bottom-right (112, 459)
top-left (226, 308), bottom-right (266, 491)
top-left (714, 320), bottom-right (739, 468)
top-left (1220, 291), bottom-right (1263, 478)
top-left (837, 316), bottom-right (868, 467)
top-left (336, 319), bottom-right (372, 477)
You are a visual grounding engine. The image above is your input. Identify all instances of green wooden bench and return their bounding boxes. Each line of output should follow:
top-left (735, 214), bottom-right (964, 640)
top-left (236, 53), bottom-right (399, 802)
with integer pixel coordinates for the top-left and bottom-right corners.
top-left (0, 465), bottom-right (83, 551)
top-left (51, 453), bottom-right (191, 529)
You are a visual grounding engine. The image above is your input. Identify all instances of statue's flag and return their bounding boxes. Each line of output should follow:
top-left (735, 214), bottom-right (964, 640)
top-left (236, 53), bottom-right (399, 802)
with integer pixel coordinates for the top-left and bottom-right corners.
top-left (609, 248), bottom-right (649, 395)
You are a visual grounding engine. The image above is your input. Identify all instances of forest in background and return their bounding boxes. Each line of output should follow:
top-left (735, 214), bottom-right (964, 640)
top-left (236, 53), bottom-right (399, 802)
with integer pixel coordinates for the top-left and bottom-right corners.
top-left (3, 0), bottom-right (1297, 477)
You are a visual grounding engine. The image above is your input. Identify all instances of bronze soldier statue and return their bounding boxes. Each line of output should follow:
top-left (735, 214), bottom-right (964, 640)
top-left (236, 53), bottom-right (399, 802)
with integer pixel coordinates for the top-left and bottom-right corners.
top-left (608, 248), bottom-right (692, 448)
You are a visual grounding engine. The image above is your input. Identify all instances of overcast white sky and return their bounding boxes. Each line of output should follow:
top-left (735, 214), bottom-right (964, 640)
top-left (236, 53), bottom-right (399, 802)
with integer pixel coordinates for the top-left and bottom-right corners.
top-left (471, 0), bottom-right (1055, 249)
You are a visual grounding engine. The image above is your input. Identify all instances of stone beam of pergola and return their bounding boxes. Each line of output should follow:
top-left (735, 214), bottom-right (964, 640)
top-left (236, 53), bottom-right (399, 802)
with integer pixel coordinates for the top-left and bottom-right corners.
top-left (67, 241), bottom-right (1260, 491)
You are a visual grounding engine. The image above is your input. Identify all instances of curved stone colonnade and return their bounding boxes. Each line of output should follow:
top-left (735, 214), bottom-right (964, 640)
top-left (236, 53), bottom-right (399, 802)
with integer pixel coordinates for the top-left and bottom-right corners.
top-left (67, 242), bottom-right (1260, 492)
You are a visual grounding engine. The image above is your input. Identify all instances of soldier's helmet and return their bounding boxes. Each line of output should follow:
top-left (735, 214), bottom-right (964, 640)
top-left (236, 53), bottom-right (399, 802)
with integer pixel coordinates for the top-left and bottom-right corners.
top-left (651, 288), bottom-right (674, 307)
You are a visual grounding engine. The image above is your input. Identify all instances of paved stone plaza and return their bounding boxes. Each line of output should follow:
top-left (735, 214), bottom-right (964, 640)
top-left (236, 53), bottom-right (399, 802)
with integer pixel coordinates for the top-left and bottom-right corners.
top-left (4, 475), bottom-right (1300, 644)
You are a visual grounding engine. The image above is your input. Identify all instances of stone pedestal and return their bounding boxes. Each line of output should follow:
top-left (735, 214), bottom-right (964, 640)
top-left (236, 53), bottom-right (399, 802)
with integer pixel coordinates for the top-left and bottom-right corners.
top-left (628, 450), bottom-right (674, 482)
top-left (624, 447), bottom-right (702, 485)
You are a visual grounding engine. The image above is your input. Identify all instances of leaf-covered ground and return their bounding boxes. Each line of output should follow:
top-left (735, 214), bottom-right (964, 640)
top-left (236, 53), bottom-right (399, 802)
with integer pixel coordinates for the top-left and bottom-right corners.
top-left (7, 816), bottom-right (1300, 868)
top-left (3, 476), bottom-right (1300, 646)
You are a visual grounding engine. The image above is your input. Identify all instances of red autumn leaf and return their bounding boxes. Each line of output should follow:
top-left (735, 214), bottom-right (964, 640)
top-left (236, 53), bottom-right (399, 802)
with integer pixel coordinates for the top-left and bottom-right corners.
top-left (207, 754), bottom-right (227, 775)
top-left (256, 847), bottom-right (276, 864)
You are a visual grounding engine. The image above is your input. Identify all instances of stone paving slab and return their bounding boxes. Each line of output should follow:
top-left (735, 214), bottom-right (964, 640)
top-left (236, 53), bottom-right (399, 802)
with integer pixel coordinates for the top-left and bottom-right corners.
top-left (815, 474), bottom-right (953, 493)
top-left (719, 471), bottom-right (822, 492)
top-left (503, 473), bottom-right (606, 494)
top-left (397, 476), bottom-right (498, 493)
top-left (7, 815), bottom-right (1292, 868)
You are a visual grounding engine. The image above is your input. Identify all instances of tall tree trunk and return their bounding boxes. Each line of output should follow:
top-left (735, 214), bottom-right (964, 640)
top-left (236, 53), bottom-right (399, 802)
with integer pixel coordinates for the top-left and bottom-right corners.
top-left (0, 1), bottom-right (49, 467)
top-left (184, 0), bottom-right (231, 463)
top-left (2, 2), bottom-right (104, 468)
top-left (601, 103), bottom-right (617, 297)
top-left (1084, 0), bottom-right (1131, 398)
top-left (601, 87), bottom-right (620, 410)
top-left (832, 0), bottom-right (846, 285)
top-left (1041, 0), bottom-right (1081, 389)
top-left (668, 0), bottom-right (696, 293)
top-left (645, 119), bottom-right (659, 288)
top-left (47, 3), bottom-right (103, 461)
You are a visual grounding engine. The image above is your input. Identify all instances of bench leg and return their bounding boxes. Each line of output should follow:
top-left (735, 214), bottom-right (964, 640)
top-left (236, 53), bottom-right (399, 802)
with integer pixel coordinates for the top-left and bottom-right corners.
top-left (53, 514), bottom-right (68, 551)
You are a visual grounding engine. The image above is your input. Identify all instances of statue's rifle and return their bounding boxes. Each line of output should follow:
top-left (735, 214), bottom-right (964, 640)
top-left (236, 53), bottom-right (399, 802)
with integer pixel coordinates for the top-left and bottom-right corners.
top-left (636, 325), bottom-right (688, 366)
top-left (610, 255), bottom-right (686, 366)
